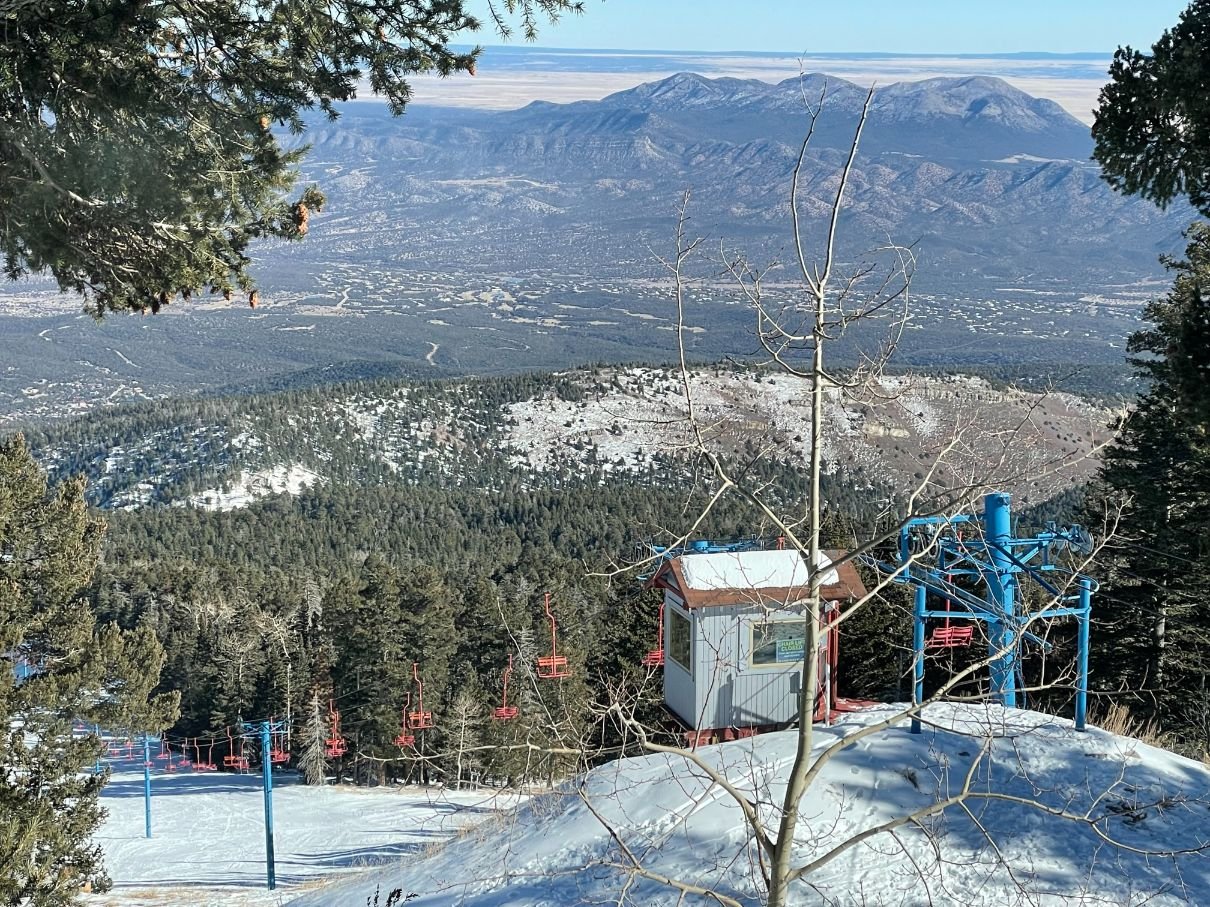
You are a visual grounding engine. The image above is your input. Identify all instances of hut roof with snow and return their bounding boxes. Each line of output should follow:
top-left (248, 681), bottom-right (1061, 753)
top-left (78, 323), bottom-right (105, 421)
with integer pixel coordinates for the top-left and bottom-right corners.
top-left (648, 548), bottom-right (866, 608)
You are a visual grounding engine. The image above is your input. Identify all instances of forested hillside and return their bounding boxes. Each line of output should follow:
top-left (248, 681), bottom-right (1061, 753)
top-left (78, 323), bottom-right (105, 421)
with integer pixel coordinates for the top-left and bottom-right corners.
top-left (85, 444), bottom-right (888, 787)
top-left (21, 363), bottom-right (1113, 512)
top-left (2, 360), bottom-right (1117, 789)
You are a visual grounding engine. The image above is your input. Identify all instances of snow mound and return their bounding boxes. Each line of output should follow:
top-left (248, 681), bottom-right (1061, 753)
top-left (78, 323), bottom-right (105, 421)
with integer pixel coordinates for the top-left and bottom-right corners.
top-left (293, 703), bottom-right (1210, 906)
top-left (188, 464), bottom-right (321, 512)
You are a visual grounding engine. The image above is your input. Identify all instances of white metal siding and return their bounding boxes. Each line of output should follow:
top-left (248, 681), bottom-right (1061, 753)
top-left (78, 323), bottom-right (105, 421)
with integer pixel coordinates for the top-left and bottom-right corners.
top-left (662, 594), bottom-right (696, 726)
top-left (695, 605), bottom-right (804, 729)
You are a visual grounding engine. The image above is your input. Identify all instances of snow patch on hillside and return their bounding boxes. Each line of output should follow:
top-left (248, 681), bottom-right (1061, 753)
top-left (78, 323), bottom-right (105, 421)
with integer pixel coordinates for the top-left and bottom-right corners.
top-left (993, 153), bottom-right (1070, 164)
top-left (188, 464), bottom-right (321, 511)
top-left (501, 367), bottom-right (1109, 497)
top-left (332, 391), bottom-right (464, 475)
top-left (295, 703), bottom-right (1210, 907)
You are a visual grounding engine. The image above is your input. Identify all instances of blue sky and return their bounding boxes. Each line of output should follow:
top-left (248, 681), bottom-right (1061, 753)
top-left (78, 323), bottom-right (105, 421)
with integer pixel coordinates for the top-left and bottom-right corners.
top-left (471, 0), bottom-right (1190, 54)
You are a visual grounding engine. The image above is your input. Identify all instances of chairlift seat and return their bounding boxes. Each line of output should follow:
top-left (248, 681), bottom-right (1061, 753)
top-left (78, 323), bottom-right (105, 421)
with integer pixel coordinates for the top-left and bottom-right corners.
top-left (641, 649), bottom-right (664, 667)
top-left (407, 709), bottom-right (434, 730)
top-left (928, 625), bottom-right (974, 648)
top-left (393, 731), bottom-right (416, 747)
top-left (537, 654), bottom-right (570, 678)
top-left (538, 593), bottom-right (572, 679)
top-left (494, 653), bottom-right (519, 719)
top-left (324, 738), bottom-right (347, 758)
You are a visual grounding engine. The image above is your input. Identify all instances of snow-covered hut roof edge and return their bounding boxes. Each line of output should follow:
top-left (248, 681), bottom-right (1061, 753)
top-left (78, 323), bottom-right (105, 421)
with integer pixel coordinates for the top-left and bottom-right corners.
top-left (647, 548), bottom-right (867, 608)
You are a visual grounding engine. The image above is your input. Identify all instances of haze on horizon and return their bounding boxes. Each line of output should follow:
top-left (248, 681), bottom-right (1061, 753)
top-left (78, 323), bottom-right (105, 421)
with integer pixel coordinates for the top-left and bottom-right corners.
top-left (405, 47), bottom-right (1113, 124)
top-left (390, 1), bottom-right (1192, 124)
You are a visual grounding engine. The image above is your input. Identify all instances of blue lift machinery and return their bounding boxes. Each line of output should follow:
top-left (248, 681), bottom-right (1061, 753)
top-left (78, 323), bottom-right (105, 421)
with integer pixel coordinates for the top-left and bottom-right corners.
top-left (868, 492), bottom-right (1097, 735)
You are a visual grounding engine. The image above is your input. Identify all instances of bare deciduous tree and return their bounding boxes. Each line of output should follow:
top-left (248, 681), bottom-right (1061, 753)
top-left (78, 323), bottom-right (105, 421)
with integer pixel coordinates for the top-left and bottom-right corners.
top-left (298, 691), bottom-right (330, 786)
top-left (448, 682), bottom-right (487, 790)
top-left (577, 81), bottom-right (1200, 907)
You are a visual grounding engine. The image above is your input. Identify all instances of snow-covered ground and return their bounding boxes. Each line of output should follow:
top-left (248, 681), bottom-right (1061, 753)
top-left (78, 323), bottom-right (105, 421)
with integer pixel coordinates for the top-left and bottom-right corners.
top-left (294, 703), bottom-right (1210, 907)
top-left (82, 705), bottom-right (1210, 906)
top-left (85, 752), bottom-right (518, 906)
top-left (187, 464), bottom-right (322, 512)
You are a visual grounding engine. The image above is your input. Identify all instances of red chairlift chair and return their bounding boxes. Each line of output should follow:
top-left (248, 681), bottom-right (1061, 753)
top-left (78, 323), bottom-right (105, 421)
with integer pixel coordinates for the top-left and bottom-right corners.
top-left (193, 738), bottom-right (217, 771)
top-left (155, 738), bottom-right (172, 761)
top-left (269, 724), bottom-right (290, 764)
top-left (929, 624), bottom-right (974, 647)
top-left (325, 700), bottom-right (348, 758)
top-left (492, 654), bottom-right (520, 720)
top-left (641, 607), bottom-right (665, 668)
top-left (537, 593), bottom-right (571, 679)
top-left (393, 693), bottom-right (416, 748)
top-left (927, 572), bottom-right (974, 648)
top-left (408, 663), bottom-right (435, 730)
top-left (223, 728), bottom-right (250, 771)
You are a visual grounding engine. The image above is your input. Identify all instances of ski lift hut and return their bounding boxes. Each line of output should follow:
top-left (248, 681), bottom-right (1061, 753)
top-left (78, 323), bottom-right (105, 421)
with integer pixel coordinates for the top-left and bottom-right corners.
top-left (647, 547), bottom-right (866, 741)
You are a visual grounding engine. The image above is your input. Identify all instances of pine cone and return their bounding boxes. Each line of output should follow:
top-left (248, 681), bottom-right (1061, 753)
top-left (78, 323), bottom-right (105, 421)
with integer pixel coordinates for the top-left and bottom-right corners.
top-left (293, 201), bottom-right (310, 236)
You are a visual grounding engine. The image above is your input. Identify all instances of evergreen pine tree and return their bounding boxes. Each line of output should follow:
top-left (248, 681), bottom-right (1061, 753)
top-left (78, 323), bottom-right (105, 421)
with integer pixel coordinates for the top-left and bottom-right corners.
top-left (1090, 226), bottom-right (1210, 747)
top-left (1092, 0), bottom-right (1210, 218)
top-left (1, 1), bottom-right (585, 315)
top-left (0, 435), bottom-right (178, 904)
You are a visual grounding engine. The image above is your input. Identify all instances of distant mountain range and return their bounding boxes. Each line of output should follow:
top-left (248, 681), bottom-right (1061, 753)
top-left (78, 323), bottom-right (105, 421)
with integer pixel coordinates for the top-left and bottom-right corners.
top-left (0, 73), bottom-right (1189, 425)
top-left (277, 71), bottom-right (1191, 289)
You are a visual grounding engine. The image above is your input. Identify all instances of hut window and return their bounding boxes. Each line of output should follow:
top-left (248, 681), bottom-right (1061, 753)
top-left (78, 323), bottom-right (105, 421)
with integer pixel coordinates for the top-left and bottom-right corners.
top-left (751, 619), bottom-right (806, 666)
top-left (667, 608), bottom-right (691, 669)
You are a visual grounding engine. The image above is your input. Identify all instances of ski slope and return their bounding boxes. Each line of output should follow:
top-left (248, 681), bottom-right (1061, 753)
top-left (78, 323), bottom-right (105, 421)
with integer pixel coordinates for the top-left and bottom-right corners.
top-left (84, 752), bottom-right (519, 906)
top-left (292, 703), bottom-right (1210, 906)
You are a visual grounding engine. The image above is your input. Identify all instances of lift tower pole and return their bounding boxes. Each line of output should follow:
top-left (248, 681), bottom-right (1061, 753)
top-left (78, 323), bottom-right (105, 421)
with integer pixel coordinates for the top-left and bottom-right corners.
top-left (985, 493), bottom-right (1018, 707)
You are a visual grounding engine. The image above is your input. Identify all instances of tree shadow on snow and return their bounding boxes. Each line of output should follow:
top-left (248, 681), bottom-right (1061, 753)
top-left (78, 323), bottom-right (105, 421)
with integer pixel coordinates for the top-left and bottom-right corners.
top-left (100, 774), bottom-right (266, 798)
top-left (832, 716), bottom-right (1210, 905)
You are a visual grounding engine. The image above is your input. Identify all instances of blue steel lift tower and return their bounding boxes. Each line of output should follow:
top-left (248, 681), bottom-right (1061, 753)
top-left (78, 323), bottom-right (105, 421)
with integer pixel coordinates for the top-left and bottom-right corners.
top-left (870, 493), bottom-right (1096, 735)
